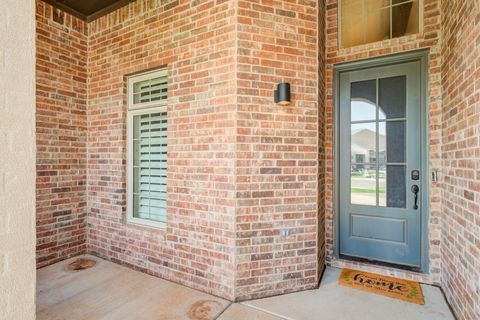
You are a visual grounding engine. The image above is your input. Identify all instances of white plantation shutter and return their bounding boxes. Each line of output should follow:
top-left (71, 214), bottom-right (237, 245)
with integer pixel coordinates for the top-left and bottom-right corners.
top-left (133, 111), bottom-right (167, 223)
top-left (133, 74), bottom-right (168, 105)
top-left (128, 69), bottom-right (168, 227)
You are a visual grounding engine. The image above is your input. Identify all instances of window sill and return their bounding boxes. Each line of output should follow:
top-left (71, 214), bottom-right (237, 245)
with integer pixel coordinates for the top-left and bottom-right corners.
top-left (127, 217), bottom-right (166, 231)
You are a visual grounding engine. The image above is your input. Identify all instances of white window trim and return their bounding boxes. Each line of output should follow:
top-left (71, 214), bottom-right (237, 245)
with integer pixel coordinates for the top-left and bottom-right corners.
top-left (126, 69), bottom-right (168, 229)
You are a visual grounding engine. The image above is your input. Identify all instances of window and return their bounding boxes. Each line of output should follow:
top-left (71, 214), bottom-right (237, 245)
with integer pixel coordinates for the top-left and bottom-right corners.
top-left (340, 0), bottom-right (421, 48)
top-left (127, 68), bottom-right (168, 228)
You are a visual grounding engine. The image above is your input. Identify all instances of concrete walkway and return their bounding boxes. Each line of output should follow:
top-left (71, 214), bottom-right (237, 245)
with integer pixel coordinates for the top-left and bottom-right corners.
top-left (37, 255), bottom-right (454, 320)
top-left (232, 268), bottom-right (454, 320)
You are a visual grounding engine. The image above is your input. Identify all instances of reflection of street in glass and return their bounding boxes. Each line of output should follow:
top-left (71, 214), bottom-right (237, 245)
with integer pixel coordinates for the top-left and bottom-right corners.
top-left (351, 168), bottom-right (386, 206)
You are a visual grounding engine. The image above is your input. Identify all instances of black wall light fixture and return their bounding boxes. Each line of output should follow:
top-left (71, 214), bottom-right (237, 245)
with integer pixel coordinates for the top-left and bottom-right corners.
top-left (274, 82), bottom-right (291, 106)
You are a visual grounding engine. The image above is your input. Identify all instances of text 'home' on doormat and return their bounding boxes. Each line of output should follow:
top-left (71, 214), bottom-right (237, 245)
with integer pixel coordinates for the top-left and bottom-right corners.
top-left (339, 268), bottom-right (424, 305)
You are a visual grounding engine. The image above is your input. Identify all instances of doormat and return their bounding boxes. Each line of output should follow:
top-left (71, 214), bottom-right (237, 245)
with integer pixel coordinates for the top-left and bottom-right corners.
top-left (339, 268), bottom-right (424, 305)
top-left (65, 258), bottom-right (96, 271)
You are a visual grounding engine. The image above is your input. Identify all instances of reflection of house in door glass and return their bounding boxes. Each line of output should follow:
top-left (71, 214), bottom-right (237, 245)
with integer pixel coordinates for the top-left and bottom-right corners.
top-left (351, 127), bottom-right (386, 164)
top-left (350, 96), bottom-right (387, 207)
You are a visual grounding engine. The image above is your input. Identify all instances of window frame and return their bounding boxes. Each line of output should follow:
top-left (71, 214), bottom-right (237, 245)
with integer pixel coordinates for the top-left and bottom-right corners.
top-left (126, 68), bottom-right (168, 229)
top-left (338, 0), bottom-right (424, 49)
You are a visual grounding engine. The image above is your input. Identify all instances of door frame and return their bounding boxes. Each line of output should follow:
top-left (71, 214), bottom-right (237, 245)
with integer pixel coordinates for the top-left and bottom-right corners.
top-left (332, 50), bottom-right (430, 273)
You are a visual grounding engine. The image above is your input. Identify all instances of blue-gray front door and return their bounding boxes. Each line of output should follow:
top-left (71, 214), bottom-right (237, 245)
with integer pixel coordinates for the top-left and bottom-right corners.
top-left (339, 61), bottom-right (422, 267)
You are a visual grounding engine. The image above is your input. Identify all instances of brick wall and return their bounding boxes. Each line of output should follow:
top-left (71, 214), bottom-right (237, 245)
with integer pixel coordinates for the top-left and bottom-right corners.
top-left (324, 0), bottom-right (443, 284)
top-left (0, 0), bottom-right (36, 318)
top-left (440, 0), bottom-right (480, 319)
top-left (34, 0), bottom-right (323, 301)
top-left (87, 0), bottom-right (238, 299)
top-left (32, 0), bottom-right (480, 310)
top-left (234, 0), bottom-right (321, 300)
top-left (35, 1), bottom-right (88, 268)
top-left (83, 0), bottom-right (324, 300)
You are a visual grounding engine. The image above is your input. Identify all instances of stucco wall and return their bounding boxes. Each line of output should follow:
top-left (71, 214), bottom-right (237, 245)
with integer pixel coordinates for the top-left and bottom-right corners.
top-left (0, 0), bottom-right (37, 319)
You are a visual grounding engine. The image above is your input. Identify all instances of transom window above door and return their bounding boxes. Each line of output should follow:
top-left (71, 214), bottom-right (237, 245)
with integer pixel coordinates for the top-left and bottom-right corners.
top-left (340, 0), bottom-right (421, 48)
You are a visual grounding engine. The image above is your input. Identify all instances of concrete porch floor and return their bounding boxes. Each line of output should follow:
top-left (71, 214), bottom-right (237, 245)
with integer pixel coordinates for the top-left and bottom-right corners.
top-left (37, 255), bottom-right (454, 320)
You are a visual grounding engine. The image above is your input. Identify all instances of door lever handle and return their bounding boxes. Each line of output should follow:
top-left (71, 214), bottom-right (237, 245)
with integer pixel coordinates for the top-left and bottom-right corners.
top-left (411, 185), bottom-right (419, 210)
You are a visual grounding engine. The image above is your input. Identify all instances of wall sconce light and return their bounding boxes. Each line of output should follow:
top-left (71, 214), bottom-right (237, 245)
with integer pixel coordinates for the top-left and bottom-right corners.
top-left (274, 82), bottom-right (291, 106)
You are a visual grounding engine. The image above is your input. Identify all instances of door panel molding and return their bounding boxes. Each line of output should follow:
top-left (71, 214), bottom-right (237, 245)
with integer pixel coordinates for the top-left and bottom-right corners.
top-left (332, 49), bottom-right (430, 273)
top-left (350, 214), bottom-right (407, 244)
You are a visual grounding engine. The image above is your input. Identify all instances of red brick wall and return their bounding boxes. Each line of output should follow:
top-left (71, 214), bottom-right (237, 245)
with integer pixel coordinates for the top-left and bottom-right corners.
top-left (35, 0), bottom-right (323, 300)
top-left (33, 0), bottom-right (480, 309)
top-left (234, 0), bottom-right (321, 300)
top-left (87, 0), bottom-right (238, 299)
top-left (35, 1), bottom-right (88, 267)
top-left (440, 1), bottom-right (480, 319)
top-left (324, 0), bottom-right (443, 284)
top-left (85, 0), bottom-right (323, 301)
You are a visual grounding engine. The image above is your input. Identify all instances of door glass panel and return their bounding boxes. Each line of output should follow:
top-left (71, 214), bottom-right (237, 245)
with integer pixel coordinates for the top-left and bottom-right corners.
top-left (386, 120), bottom-right (406, 162)
top-left (379, 76), bottom-right (406, 119)
top-left (351, 122), bottom-right (376, 164)
top-left (378, 122), bottom-right (386, 163)
top-left (351, 164), bottom-right (377, 206)
top-left (386, 165), bottom-right (406, 208)
top-left (379, 165), bottom-right (386, 206)
top-left (349, 75), bottom-right (409, 208)
top-left (351, 80), bottom-right (377, 121)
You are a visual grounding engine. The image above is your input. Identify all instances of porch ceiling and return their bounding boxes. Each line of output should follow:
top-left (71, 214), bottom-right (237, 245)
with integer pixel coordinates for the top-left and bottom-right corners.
top-left (43, 0), bottom-right (135, 22)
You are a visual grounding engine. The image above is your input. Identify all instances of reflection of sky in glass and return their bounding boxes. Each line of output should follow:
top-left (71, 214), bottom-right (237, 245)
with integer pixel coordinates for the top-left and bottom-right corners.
top-left (351, 99), bottom-right (376, 121)
top-left (351, 99), bottom-right (393, 123)
top-left (379, 122), bottom-right (386, 135)
top-left (379, 107), bottom-right (386, 120)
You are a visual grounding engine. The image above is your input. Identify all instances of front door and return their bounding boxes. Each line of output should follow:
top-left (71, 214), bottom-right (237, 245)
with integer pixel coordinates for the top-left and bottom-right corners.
top-left (338, 60), bottom-right (422, 268)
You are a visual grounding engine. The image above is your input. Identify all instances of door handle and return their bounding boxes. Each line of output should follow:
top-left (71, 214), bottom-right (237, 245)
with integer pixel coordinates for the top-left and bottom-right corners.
top-left (411, 185), bottom-right (419, 210)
